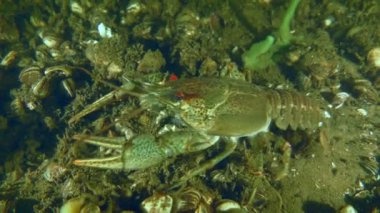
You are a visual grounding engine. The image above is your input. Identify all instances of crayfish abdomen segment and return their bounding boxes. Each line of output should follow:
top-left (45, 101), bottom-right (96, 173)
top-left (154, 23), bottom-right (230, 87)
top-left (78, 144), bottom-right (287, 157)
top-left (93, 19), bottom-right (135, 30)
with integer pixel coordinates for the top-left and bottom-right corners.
top-left (267, 90), bottom-right (322, 130)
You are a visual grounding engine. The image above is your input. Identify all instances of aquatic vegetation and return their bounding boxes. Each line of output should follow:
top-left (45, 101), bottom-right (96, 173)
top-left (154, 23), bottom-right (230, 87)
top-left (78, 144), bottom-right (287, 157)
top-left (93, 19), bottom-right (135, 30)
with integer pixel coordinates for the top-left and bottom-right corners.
top-left (242, 0), bottom-right (301, 70)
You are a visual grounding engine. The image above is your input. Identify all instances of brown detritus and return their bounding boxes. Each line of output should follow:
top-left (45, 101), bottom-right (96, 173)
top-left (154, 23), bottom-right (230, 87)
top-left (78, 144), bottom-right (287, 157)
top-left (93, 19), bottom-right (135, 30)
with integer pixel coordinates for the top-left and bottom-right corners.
top-left (137, 50), bottom-right (166, 74)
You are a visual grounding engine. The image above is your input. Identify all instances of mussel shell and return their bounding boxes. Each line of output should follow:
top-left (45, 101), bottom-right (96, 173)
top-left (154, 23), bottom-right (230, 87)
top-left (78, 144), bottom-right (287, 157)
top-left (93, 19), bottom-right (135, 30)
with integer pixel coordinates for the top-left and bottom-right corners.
top-left (19, 66), bottom-right (42, 86)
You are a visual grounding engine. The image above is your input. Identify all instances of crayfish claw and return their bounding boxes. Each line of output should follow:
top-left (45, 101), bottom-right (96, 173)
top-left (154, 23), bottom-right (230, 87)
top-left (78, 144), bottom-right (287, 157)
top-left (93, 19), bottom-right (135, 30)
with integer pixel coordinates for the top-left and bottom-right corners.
top-left (73, 134), bottom-right (125, 149)
top-left (73, 156), bottom-right (124, 169)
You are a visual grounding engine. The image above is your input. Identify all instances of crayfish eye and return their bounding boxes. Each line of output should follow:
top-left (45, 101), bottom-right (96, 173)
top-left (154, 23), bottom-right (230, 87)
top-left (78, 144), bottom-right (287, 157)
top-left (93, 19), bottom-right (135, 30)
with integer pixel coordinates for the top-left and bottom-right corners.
top-left (175, 91), bottom-right (185, 101)
top-left (173, 91), bottom-right (199, 102)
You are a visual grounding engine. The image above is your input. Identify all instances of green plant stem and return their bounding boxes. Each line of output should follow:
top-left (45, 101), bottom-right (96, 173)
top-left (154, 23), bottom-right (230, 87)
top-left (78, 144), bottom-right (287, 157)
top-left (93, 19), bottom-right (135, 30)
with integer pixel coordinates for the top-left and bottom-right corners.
top-left (242, 36), bottom-right (275, 70)
top-left (278, 0), bottom-right (301, 46)
top-left (242, 0), bottom-right (302, 70)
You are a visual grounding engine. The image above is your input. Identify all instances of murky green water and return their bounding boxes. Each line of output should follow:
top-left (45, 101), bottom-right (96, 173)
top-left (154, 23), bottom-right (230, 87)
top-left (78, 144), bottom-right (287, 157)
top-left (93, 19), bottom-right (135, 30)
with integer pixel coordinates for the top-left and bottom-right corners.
top-left (0, 0), bottom-right (379, 212)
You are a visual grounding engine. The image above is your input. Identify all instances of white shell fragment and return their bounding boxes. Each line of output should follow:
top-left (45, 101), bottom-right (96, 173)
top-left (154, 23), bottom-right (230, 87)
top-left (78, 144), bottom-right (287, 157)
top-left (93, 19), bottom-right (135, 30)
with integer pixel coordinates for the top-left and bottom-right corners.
top-left (323, 16), bottom-right (335, 27)
top-left (367, 47), bottom-right (380, 69)
top-left (339, 205), bottom-right (358, 213)
top-left (70, 2), bottom-right (84, 15)
top-left (323, 111), bottom-right (331, 119)
top-left (215, 199), bottom-right (242, 212)
top-left (43, 162), bottom-right (67, 182)
top-left (356, 108), bottom-right (368, 117)
top-left (97, 23), bottom-right (113, 38)
top-left (141, 194), bottom-right (173, 213)
top-left (334, 92), bottom-right (350, 109)
top-left (60, 197), bottom-right (100, 213)
top-left (60, 197), bottom-right (85, 213)
top-left (40, 34), bottom-right (60, 48)
top-left (127, 2), bottom-right (143, 14)
top-left (0, 50), bottom-right (17, 66)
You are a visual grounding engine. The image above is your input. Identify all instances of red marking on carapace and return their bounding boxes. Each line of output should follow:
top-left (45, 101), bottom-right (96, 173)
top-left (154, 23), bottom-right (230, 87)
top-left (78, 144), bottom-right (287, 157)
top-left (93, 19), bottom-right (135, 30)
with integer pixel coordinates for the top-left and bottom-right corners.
top-left (169, 74), bottom-right (178, 81)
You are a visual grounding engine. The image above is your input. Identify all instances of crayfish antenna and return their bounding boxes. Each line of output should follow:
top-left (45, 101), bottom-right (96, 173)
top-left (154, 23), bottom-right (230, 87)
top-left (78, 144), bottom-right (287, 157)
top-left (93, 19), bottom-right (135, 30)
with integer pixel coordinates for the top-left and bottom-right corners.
top-left (68, 67), bottom-right (144, 125)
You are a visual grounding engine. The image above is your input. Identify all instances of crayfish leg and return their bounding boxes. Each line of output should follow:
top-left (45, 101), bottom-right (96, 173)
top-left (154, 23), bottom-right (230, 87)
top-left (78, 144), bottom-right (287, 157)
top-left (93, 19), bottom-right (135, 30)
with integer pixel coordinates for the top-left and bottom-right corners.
top-left (167, 138), bottom-right (238, 190)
